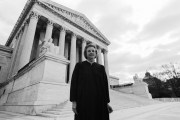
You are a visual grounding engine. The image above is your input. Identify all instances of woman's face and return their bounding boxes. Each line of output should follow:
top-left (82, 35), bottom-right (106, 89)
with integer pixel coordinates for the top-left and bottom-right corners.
top-left (86, 46), bottom-right (96, 60)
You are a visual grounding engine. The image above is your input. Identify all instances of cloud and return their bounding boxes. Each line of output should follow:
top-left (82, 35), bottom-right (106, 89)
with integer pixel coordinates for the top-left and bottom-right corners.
top-left (136, 0), bottom-right (180, 41)
top-left (77, 0), bottom-right (138, 40)
top-left (0, 0), bottom-right (26, 25)
top-left (109, 35), bottom-right (180, 80)
top-left (1, 0), bottom-right (180, 84)
top-left (0, 22), bottom-right (13, 45)
top-left (97, 14), bottom-right (138, 40)
top-left (0, 0), bottom-right (27, 45)
top-left (109, 52), bottom-right (143, 76)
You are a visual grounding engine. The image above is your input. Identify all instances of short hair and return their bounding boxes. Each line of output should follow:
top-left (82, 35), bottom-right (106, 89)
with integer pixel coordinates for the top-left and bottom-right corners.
top-left (84, 43), bottom-right (97, 59)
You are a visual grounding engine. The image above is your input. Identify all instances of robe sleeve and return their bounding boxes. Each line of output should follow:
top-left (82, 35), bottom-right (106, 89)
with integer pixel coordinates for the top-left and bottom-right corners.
top-left (70, 63), bottom-right (80, 102)
top-left (102, 66), bottom-right (110, 103)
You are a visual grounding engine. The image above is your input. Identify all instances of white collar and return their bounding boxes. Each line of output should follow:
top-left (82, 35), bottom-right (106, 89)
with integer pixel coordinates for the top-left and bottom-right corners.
top-left (86, 60), bottom-right (94, 65)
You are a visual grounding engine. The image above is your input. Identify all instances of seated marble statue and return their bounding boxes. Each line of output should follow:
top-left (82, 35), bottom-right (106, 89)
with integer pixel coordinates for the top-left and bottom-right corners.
top-left (54, 46), bottom-right (59, 54)
top-left (133, 74), bottom-right (142, 83)
top-left (40, 38), bottom-right (55, 54)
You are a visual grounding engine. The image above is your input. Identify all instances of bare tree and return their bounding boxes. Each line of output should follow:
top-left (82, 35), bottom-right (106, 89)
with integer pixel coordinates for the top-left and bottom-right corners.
top-left (161, 63), bottom-right (180, 79)
top-left (150, 63), bottom-right (180, 97)
top-left (159, 63), bottom-right (180, 97)
top-left (152, 63), bottom-right (180, 81)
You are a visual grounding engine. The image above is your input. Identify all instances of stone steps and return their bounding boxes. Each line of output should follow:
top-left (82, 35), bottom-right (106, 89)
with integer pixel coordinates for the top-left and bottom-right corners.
top-left (37, 90), bottom-right (159, 119)
top-left (37, 100), bottom-right (73, 118)
top-left (43, 109), bottom-right (72, 115)
top-left (37, 112), bottom-right (73, 118)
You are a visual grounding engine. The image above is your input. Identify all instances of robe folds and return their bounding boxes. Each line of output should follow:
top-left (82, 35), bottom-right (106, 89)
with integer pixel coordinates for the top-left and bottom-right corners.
top-left (70, 61), bottom-right (110, 120)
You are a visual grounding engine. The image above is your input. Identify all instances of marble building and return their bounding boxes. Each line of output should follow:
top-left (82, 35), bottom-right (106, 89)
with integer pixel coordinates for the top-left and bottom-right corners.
top-left (0, 0), bottom-right (113, 115)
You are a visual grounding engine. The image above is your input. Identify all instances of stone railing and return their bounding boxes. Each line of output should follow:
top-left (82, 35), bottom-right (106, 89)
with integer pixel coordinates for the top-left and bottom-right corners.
top-left (154, 98), bottom-right (180, 102)
top-left (109, 75), bottom-right (119, 86)
top-left (111, 81), bottom-right (152, 99)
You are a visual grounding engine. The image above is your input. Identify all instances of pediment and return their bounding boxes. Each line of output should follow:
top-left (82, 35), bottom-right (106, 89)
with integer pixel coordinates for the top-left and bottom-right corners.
top-left (39, 0), bottom-right (110, 44)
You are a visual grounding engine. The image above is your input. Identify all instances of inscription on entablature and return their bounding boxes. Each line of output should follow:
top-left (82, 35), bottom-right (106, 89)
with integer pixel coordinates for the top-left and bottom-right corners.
top-left (43, 2), bottom-right (104, 40)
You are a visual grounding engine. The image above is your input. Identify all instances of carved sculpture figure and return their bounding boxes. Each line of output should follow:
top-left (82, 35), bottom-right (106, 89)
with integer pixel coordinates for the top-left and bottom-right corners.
top-left (40, 38), bottom-right (55, 54)
top-left (133, 74), bottom-right (142, 83)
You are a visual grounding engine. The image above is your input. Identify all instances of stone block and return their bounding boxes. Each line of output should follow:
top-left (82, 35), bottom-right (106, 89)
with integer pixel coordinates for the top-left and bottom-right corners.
top-left (0, 81), bottom-right (14, 105)
top-left (12, 73), bottom-right (30, 92)
top-left (4, 105), bottom-right (36, 115)
top-left (7, 89), bottom-right (24, 104)
top-left (5, 81), bottom-right (14, 94)
top-left (7, 83), bottom-right (39, 104)
top-left (4, 82), bottom-right (70, 115)
top-left (22, 83), bottom-right (39, 103)
top-left (0, 55), bottom-right (9, 83)
top-left (43, 59), bottom-right (67, 83)
top-left (36, 82), bottom-right (69, 104)
top-left (0, 94), bottom-right (8, 105)
top-left (116, 86), bottom-right (133, 94)
top-left (4, 104), bottom-right (57, 115)
top-left (30, 61), bottom-right (45, 85)
top-left (132, 82), bottom-right (147, 94)
top-left (132, 82), bottom-right (152, 99)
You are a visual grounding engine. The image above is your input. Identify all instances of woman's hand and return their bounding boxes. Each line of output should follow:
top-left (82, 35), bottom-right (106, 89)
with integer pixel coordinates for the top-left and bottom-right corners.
top-left (107, 104), bottom-right (113, 113)
top-left (72, 102), bottom-right (78, 114)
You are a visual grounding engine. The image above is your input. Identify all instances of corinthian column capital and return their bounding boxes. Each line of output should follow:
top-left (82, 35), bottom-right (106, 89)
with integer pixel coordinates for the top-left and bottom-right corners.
top-left (60, 26), bottom-right (66, 32)
top-left (102, 49), bottom-right (108, 54)
top-left (72, 33), bottom-right (77, 38)
top-left (29, 11), bottom-right (39, 19)
top-left (47, 20), bottom-right (54, 26)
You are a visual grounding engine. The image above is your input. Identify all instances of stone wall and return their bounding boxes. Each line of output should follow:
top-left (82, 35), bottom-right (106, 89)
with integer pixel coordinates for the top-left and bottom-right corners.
top-left (109, 75), bottom-right (119, 86)
top-left (0, 45), bottom-right (13, 84)
top-left (112, 81), bottom-right (152, 99)
top-left (113, 86), bottom-right (133, 94)
top-left (0, 52), bottom-right (70, 115)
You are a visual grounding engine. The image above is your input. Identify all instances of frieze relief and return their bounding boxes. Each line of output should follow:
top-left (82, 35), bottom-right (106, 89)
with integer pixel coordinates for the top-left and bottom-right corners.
top-left (42, 2), bottom-right (104, 40)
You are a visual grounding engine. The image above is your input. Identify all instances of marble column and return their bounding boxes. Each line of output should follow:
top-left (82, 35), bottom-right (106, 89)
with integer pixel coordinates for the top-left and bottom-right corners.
top-left (18, 11), bottom-right (39, 70)
top-left (36, 31), bottom-right (44, 57)
top-left (97, 46), bottom-right (103, 65)
top-left (8, 30), bottom-right (23, 77)
top-left (58, 27), bottom-right (66, 56)
top-left (81, 39), bottom-right (86, 61)
top-left (44, 20), bottom-right (53, 41)
top-left (39, 31), bottom-right (45, 42)
top-left (18, 22), bottom-right (29, 70)
top-left (103, 49), bottom-right (110, 87)
top-left (69, 33), bottom-right (77, 83)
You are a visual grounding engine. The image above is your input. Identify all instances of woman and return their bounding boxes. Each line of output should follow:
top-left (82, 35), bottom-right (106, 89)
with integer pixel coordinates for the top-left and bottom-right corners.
top-left (70, 44), bottom-right (112, 120)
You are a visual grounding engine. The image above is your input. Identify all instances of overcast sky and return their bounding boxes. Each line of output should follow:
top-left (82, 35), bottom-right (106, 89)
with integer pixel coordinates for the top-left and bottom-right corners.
top-left (0, 0), bottom-right (180, 83)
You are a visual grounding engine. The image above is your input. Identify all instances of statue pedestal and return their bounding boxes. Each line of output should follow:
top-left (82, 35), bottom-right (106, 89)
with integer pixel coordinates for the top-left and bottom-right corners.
top-left (0, 52), bottom-right (70, 115)
top-left (132, 81), bottom-right (152, 99)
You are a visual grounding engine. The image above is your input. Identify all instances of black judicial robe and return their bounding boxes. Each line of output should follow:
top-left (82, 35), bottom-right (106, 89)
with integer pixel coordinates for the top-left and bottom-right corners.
top-left (70, 61), bottom-right (110, 120)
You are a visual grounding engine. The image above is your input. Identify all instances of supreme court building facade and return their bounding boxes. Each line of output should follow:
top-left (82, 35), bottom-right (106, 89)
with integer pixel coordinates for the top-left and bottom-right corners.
top-left (0, 0), bottom-right (112, 114)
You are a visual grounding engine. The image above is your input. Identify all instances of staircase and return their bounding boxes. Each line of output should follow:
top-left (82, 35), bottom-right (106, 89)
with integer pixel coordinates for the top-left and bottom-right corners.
top-left (37, 100), bottom-right (73, 118)
top-left (37, 90), bottom-right (160, 119)
top-left (109, 90), bottom-right (160, 111)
